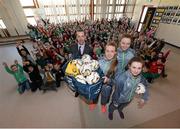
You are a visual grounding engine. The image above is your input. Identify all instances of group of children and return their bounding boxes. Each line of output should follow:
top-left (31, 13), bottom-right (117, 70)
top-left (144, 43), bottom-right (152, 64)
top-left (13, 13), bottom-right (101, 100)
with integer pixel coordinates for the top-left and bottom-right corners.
top-left (3, 17), bottom-right (170, 120)
top-left (3, 41), bottom-right (65, 94)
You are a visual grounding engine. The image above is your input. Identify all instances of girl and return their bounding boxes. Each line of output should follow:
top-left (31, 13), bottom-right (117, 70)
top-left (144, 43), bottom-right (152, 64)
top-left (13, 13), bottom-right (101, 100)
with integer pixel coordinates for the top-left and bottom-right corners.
top-left (117, 34), bottom-right (135, 75)
top-left (98, 41), bottom-right (117, 113)
top-left (108, 57), bottom-right (149, 120)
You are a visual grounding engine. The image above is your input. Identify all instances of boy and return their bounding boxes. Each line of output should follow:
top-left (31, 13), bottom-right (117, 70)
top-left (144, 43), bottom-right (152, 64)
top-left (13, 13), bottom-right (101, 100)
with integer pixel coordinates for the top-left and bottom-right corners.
top-left (3, 60), bottom-right (30, 94)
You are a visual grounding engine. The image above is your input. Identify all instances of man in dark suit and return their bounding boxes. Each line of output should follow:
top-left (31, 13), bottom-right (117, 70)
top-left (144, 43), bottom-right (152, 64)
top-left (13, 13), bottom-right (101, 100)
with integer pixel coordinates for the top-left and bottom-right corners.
top-left (69, 30), bottom-right (93, 97)
top-left (69, 30), bottom-right (93, 59)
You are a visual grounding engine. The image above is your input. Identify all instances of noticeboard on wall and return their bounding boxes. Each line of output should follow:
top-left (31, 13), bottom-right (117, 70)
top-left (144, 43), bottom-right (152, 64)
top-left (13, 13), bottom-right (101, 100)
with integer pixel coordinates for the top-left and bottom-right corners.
top-left (150, 7), bottom-right (166, 30)
top-left (160, 6), bottom-right (180, 25)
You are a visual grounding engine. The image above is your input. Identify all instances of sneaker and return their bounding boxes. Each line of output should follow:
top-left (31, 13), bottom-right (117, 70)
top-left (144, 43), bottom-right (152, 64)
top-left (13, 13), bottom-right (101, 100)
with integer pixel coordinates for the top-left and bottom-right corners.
top-left (108, 113), bottom-right (113, 120)
top-left (89, 103), bottom-right (96, 111)
top-left (118, 111), bottom-right (124, 119)
top-left (101, 105), bottom-right (107, 113)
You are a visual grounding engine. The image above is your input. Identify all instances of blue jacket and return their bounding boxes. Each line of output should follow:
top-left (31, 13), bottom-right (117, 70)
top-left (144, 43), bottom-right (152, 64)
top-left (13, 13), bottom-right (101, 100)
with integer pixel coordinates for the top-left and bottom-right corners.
top-left (98, 56), bottom-right (113, 75)
top-left (116, 48), bottom-right (135, 75)
top-left (112, 70), bottom-right (149, 105)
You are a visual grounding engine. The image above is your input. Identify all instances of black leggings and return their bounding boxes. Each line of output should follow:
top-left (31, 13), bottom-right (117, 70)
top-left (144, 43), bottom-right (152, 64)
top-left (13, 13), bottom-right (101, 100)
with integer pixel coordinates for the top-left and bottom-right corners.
top-left (108, 101), bottom-right (130, 114)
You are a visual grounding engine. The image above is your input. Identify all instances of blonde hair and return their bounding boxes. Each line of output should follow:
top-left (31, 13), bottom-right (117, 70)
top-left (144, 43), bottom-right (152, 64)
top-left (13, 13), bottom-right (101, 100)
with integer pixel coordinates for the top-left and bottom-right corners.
top-left (105, 41), bottom-right (118, 77)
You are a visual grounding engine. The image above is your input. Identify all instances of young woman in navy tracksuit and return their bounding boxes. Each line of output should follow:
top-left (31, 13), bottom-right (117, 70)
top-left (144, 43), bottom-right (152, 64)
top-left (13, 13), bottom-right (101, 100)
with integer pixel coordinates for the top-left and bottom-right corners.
top-left (108, 57), bottom-right (149, 120)
top-left (98, 41), bottom-right (117, 112)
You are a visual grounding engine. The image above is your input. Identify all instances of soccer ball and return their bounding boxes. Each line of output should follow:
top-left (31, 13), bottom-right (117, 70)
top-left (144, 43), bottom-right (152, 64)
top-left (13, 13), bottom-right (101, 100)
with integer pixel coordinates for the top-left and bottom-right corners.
top-left (135, 83), bottom-right (146, 94)
top-left (75, 75), bottom-right (86, 84)
top-left (86, 72), bottom-right (100, 85)
top-left (73, 59), bottom-right (83, 70)
top-left (79, 64), bottom-right (92, 77)
top-left (91, 60), bottom-right (99, 71)
top-left (81, 54), bottom-right (91, 64)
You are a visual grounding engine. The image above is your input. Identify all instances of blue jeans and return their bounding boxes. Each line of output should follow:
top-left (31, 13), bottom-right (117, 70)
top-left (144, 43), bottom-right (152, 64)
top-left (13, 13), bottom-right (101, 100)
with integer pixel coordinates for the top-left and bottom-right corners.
top-left (18, 80), bottom-right (30, 94)
top-left (101, 84), bottom-right (112, 105)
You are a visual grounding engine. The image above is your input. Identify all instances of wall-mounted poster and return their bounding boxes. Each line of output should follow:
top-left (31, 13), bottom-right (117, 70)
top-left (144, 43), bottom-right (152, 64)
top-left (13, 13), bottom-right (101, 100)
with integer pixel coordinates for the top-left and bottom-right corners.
top-left (174, 6), bottom-right (178, 10)
top-left (176, 11), bottom-right (180, 17)
top-left (167, 18), bottom-right (172, 24)
top-left (160, 5), bottom-right (180, 25)
top-left (170, 12), bottom-right (175, 17)
top-left (172, 18), bottom-right (178, 24)
top-left (177, 19), bottom-right (180, 25)
top-left (169, 6), bottom-right (174, 10)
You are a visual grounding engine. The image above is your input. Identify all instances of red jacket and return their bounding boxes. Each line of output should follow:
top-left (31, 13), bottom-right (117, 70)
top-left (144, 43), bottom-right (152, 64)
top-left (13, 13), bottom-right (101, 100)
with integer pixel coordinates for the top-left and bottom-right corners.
top-left (149, 61), bottom-right (158, 73)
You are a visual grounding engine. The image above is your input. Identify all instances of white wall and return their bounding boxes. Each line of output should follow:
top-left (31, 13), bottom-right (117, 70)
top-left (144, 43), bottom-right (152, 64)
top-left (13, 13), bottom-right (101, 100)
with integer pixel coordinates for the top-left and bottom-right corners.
top-left (132, 0), bottom-right (180, 47)
top-left (156, 23), bottom-right (180, 47)
top-left (0, 0), bottom-right (28, 36)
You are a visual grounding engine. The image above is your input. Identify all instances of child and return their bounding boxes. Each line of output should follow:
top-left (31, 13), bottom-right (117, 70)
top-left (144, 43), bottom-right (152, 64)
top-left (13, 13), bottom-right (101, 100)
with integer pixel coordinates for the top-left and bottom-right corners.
top-left (93, 41), bottom-right (102, 59)
top-left (157, 50), bottom-right (171, 77)
top-left (3, 60), bottom-right (30, 94)
top-left (108, 57), bottom-right (149, 120)
top-left (142, 63), bottom-right (160, 83)
top-left (16, 42), bottom-right (36, 65)
top-left (27, 64), bottom-right (43, 92)
top-left (98, 41), bottom-right (117, 113)
top-left (35, 53), bottom-right (47, 69)
top-left (117, 34), bottom-right (135, 75)
top-left (41, 65), bottom-right (57, 93)
top-left (52, 63), bottom-right (64, 88)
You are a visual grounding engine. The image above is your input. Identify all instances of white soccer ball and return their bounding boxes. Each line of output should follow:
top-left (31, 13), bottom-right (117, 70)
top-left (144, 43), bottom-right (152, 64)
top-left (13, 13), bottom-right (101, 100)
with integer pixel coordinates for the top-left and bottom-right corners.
top-left (80, 64), bottom-right (92, 77)
top-left (73, 59), bottom-right (83, 70)
top-left (75, 75), bottom-right (86, 84)
top-left (91, 60), bottom-right (99, 71)
top-left (86, 72), bottom-right (100, 85)
top-left (81, 54), bottom-right (91, 64)
top-left (135, 83), bottom-right (146, 94)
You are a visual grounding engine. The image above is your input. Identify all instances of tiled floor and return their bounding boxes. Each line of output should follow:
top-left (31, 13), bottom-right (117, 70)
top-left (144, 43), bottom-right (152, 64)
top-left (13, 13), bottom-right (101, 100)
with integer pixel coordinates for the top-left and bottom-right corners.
top-left (0, 43), bottom-right (179, 127)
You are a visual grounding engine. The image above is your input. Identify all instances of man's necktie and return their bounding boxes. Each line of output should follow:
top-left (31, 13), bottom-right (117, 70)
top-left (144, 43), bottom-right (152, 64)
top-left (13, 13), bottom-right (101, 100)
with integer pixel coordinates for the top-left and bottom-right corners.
top-left (78, 46), bottom-right (82, 55)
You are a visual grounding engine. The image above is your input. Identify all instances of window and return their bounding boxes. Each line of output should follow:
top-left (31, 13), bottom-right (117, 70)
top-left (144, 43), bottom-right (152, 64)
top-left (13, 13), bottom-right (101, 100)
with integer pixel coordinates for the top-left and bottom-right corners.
top-left (19, 0), bottom-right (36, 25)
top-left (109, 0), bottom-right (113, 4)
top-left (27, 17), bottom-right (37, 25)
top-left (109, 6), bottom-right (113, 12)
top-left (23, 8), bottom-right (35, 17)
top-left (116, 0), bottom-right (125, 4)
top-left (116, 6), bottom-right (124, 13)
top-left (38, 0), bottom-right (65, 6)
top-left (19, 0), bottom-right (34, 6)
top-left (69, 7), bottom-right (77, 14)
top-left (56, 7), bottom-right (66, 15)
top-left (20, 0), bottom-right (135, 23)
